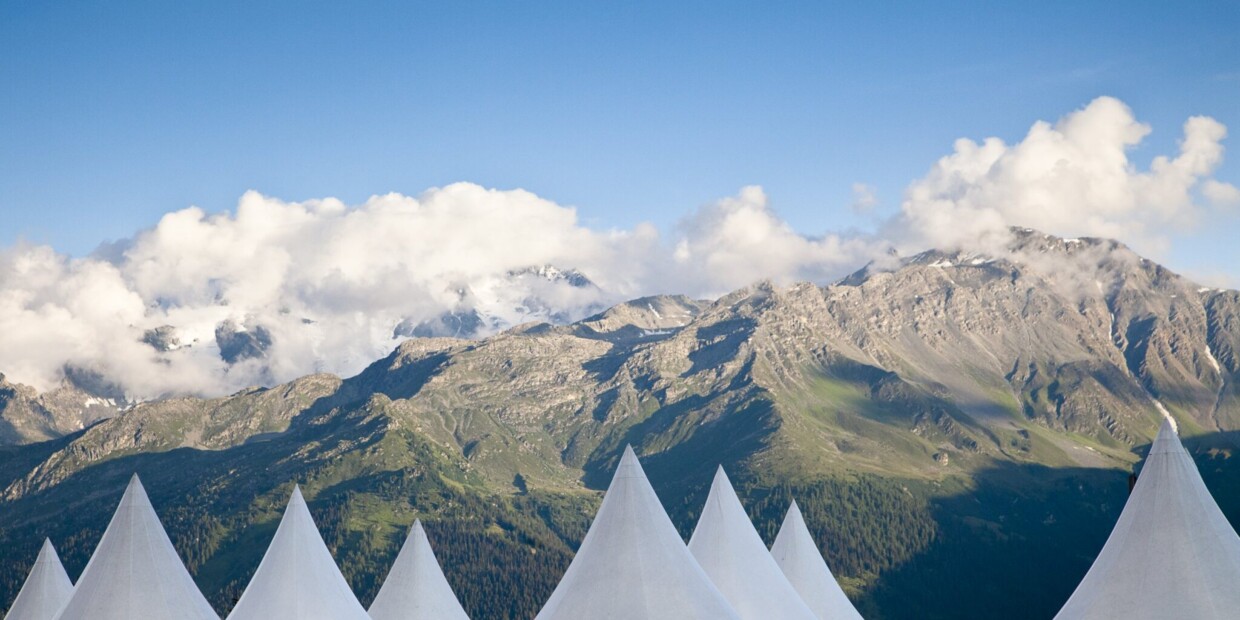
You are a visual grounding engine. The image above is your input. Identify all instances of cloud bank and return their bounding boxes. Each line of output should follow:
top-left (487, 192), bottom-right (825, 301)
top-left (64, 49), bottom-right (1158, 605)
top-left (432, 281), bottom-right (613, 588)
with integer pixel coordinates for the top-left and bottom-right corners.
top-left (0, 96), bottom-right (1235, 398)
top-left (891, 97), bottom-right (1237, 255)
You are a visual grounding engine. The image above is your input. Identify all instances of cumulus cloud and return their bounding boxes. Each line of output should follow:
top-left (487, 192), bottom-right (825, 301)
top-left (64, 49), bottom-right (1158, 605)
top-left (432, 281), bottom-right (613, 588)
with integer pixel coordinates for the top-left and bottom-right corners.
top-left (0, 96), bottom-right (1235, 398)
top-left (850, 183), bottom-right (879, 214)
top-left (891, 96), bottom-right (1233, 257)
top-left (1204, 179), bottom-right (1240, 209)
top-left (0, 183), bottom-right (873, 397)
top-left (671, 186), bottom-right (881, 295)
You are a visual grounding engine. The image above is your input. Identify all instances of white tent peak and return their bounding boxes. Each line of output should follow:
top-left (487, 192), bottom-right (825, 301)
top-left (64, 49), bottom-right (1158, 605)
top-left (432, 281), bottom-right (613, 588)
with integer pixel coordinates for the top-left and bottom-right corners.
top-left (123, 474), bottom-right (146, 503)
top-left (1054, 417), bottom-right (1240, 619)
top-left (289, 484), bottom-right (306, 506)
top-left (770, 500), bottom-right (864, 620)
top-left (226, 484), bottom-right (370, 620)
top-left (688, 467), bottom-right (816, 620)
top-left (368, 520), bottom-right (470, 620)
top-left (1149, 417), bottom-right (1181, 455)
top-left (5, 538), bottom-right (73, 620)
top-left (534, 446), bottom-right (740, 620)
top-left (614, 444), bottom-right (643, 479)
top-left (52, 474), bottom-right (219, 620)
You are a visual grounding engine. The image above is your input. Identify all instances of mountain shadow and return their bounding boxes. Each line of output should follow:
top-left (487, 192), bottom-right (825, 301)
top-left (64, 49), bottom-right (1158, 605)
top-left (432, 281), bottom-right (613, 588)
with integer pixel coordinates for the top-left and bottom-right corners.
top-left (848, 430), bottom-right (1240, 620)
top-left (2, 419), bottom-right (1239, 620)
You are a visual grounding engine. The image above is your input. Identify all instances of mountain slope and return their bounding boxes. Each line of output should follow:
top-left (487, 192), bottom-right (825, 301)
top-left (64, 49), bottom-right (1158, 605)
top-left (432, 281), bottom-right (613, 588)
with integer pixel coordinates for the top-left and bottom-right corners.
top-left (1, 230), bottom-right (1239, 619)
top-left (0, 373), bottom-right (119, 445)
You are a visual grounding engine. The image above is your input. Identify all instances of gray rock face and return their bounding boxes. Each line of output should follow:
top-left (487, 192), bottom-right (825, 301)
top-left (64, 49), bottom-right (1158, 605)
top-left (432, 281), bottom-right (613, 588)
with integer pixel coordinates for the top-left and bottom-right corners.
top-left (142, 325), bottom-right (181, 352)
top-left (507, 264), bottom-right (595, 289)
top-left (0, 374), bottom-right (120, 445)
top-left (215, 320), bottom-right (273, 364)
top-left (819, 230), bottom-right (1239, 442)
top-left (571, 295), bottom-right (707, 344)
top-left (396, 309), bottom-right (488, 339)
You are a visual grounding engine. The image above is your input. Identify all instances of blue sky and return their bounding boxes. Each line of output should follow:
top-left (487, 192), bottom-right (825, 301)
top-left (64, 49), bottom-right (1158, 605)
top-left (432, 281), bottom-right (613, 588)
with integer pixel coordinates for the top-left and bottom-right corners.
top-left (2, 0), bottom-right (1238, 276)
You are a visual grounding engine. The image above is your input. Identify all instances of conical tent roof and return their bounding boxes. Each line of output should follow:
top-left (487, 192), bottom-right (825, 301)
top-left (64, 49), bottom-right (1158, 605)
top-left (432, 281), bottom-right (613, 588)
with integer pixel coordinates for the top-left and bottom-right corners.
top-left (535, 446), bottom-right (740, 620)
top-left (687, 468), bottom-right (816, 620)
top-left (368, 520), bottom-right (470, 620)
top-left (770, 501), bottom-right (864, 620)
top-left (225, 486), bottom-right (370, 620)
top-left (53, 474), bottom-right (218, 620)
top-left (5, 539), bottom-right (73, 620)
top-left (1055, 419), bottom-right (1240, 619)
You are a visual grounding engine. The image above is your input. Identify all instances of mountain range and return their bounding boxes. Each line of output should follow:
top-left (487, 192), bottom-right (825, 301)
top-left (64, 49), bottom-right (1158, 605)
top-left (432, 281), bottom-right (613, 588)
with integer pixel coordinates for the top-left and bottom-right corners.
top-left (2, 228), bottom-right (1239, 620)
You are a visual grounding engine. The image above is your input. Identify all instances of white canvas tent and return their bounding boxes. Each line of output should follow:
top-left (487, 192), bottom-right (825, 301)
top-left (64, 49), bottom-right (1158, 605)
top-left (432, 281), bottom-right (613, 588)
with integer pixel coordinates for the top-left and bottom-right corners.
top-left (4, 539), bottom-right (73, 620)
top-left (1055, 419), bottom-right (1240, 619)
top-left (534, 446), bottom-right (741, 620)
top-left (687, 468), bottom-right (816, 620)
top-left (770, 501), bottom-right (864, 620)
top-left (225, 486), bottom-right (370, 620)
top-left (52, 474), bottom-right (219, 620)
top-left (368, 520), bottom-right (470, 620)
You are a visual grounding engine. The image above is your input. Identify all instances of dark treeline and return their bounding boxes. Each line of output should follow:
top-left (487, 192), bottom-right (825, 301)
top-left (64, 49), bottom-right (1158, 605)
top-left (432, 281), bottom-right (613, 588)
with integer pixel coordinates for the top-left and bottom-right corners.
top-left (3, 436), bottom-right (1240, 619)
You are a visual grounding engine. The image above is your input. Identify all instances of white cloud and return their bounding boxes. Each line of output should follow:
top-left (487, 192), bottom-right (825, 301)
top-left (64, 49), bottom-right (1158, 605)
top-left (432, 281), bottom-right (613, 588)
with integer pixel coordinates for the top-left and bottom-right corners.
top-left (0, 97), bottom-right (1235, 398)
top-left (670, 186), bottom-right (880, 296)
top-left (850, 183), bottom-right (878, 214)
top-left (0, 183), bottom-right (872, 397)
top-left (1204, 179), bottom-right (1240, 209)
top-left (891, 96), bottom-right (1233, 257)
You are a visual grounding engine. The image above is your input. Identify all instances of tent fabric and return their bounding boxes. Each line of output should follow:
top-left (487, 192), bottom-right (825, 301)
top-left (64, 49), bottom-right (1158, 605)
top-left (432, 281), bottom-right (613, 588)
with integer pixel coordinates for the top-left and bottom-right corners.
top-left (5, 539), bottom-right (73, 620)
top-left (368, 520), bottom-right (471, 620)
top-left (1055, 419), bottom-right (1240, 620)
top-left (225, 486), bottom-right (370, 620)
top-left (52, 474), bottom-right (218, 620)
top-left (770, 501), bottom-right (864, 620)
top-left (687, 468), bottom-right (816, 620)
top-left (535, 446), bottom-right (741, 620)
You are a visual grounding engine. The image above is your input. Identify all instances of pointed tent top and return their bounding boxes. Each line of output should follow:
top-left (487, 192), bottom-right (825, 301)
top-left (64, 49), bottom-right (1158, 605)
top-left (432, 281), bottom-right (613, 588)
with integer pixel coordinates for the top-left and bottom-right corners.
top-left (52, 476), bottom-right (218, 620)
top-left (783, 500), bottom-right (806, 533)
top-left (535, 448), bottom-right (740, 620)
top-left (122, 473), bottom-right (151, 507)
top-left (770, 501), bottom-right (864, 620)
top-left (615, 445), bottom-right (642, 479)
top-left (225, 485), bottom-right (371, 620)
top-left (688, 468), bottom-right (816, 620)
top-left (368, 520), bottom-right (470, 620)
top-left (1054, 418), bottom-right (1240, 619)
top-left (1149, 418), bottom-right (1183, 455)
top-left (706, 466), bottom-right (734, 501)
top-left (5, 539), bottom-right (73, 620)
top-left (1159, 417), bottom-right (1177, 435)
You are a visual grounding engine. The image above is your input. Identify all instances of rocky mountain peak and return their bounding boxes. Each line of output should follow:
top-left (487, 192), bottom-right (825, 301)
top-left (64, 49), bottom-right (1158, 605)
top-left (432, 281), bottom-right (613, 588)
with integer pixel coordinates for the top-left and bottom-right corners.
top-left (570, 295), bottom-right (707, 344)
top-left (0, 372), bottom-right (122, 445)
top-left (506, 264), bottom-right (596, 289)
